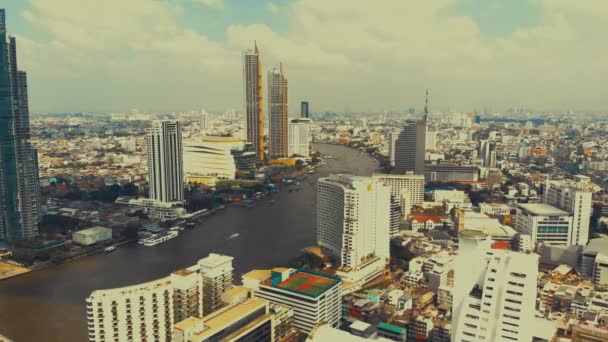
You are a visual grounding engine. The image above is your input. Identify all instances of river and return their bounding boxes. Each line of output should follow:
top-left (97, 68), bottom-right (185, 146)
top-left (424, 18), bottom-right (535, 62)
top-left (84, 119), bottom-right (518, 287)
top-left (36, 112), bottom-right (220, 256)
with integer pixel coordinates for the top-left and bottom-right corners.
top-left (0, 144), bottom-right (377, 342)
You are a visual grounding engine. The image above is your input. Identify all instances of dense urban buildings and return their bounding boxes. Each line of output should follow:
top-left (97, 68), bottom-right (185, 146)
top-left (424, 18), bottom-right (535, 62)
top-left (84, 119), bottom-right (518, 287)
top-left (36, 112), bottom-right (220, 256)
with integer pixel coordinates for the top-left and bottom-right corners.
top-left (243, 43), bottom-right (264, 160)
top-left (268, 64), bottom-right (288, 159)
top-left (0, 9), bottom-right (40, 241)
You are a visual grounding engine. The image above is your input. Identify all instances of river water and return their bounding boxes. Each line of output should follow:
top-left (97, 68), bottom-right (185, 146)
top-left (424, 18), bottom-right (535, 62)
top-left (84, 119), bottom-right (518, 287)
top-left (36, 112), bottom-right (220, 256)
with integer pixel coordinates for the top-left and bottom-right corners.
top-left (0, 144), bottom-right (377, 342)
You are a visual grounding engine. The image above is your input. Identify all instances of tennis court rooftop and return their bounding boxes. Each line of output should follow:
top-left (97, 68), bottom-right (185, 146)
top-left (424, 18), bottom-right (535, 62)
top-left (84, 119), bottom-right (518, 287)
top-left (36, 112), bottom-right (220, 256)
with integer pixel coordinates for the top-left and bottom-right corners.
top-left (264, 269), bottom-right (340, 298)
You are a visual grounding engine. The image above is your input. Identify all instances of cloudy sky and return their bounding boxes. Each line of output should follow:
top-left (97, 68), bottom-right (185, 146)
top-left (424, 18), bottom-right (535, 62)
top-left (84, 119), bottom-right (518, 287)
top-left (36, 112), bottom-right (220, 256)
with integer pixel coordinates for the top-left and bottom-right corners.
top-left (3, 0), bottom-right (607, 113)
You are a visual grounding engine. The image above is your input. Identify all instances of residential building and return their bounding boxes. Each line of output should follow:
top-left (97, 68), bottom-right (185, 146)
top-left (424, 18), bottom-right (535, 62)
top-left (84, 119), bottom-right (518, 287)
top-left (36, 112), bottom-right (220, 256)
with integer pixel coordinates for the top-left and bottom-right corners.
top-left (268, 64), bottom-right (288, 159)
top-left (424, 164), bottom-right (479, 182)
top-left (452, 230), bottom-right (538, 342)
top-left (243, 43), bottom-right (264, 160)
top-left (0, 9), bottom-right (41, 241)
top-left (288, 118), bottom-right (311, 157)
top-left (544, 178), bottom-right (593, 246)
top-left (515, 203), bottom-right (573, 249)
top-left (372, 173), bottom-right (424, 216)
top-left (146, 120), bottom-right (184, 204)
top-left (199, 253), bottom-right (234, 315)
top-left (242, 268), bottom-right (342, 334)
top-left (581, 238), bottom-right (608, 286)
top-left (394, 120), bottom-right (426, 175)
top-left (317, 174), bottom-right (391, 282)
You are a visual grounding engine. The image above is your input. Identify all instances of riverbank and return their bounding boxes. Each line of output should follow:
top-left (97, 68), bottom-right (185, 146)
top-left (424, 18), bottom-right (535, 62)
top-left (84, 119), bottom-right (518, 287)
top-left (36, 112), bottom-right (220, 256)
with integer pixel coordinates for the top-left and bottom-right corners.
top-left (0, 143), bottom-right (378, 342)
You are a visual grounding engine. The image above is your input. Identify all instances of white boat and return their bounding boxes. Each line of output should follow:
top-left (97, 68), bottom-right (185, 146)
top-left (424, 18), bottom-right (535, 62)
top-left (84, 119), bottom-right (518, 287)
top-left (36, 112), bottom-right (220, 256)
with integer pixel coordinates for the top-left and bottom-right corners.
top-left (140, 231), bottom-right (180, 247)
top-left (228, 233), bottom-right (240, 240)
top-left (104, 246), bottom-right (117, 253)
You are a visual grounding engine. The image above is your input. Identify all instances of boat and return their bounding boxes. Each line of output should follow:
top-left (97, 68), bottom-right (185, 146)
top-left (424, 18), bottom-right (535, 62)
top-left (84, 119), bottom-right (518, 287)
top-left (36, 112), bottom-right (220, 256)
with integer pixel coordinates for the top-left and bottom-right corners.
top-left (228, 233), bottom-right (240, 240)
top-left (104, 246), bottom-right (117, 253)
top-left (140, 231), bottom-right (180, 247)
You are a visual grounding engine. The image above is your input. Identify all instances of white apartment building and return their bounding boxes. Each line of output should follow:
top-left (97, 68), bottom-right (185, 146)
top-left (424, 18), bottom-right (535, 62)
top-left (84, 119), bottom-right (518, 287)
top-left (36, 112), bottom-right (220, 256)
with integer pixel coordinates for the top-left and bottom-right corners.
top-left (372, 173), bottom-right (424, 216)
top-left (288, 118), bottom-right (311, 157)
top-left (544, 178), bottom-right (593, 246)
top-left (147, 120), bottom-right (184, 204)
top-left (452, 230), bottom-right (538, 342)
top-left (86, 266), bottom-right (203, 342)
top-left (317, 174), bottom-right (391, 271)
top-left (199, 253), bottom-right (234, 315)
top-left (515, 203), bottom-right (573, 249)
top-left (242, 268), bottom-right (342, 335)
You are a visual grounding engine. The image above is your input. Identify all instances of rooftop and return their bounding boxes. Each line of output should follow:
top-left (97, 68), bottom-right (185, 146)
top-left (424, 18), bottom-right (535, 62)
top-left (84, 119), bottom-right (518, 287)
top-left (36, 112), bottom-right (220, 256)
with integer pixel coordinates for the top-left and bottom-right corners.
top-left (460, 230), bottom-right (488, 239)
top-left (265, 269), bottom-right (340, 298)
top-left (518, 203), bottom-right (569, 216)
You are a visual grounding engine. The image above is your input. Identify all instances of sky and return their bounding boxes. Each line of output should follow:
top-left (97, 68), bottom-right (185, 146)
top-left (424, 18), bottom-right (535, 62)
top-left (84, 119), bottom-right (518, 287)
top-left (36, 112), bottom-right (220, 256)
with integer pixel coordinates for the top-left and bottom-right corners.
top-left (3, 0), bottom-right (608, 114)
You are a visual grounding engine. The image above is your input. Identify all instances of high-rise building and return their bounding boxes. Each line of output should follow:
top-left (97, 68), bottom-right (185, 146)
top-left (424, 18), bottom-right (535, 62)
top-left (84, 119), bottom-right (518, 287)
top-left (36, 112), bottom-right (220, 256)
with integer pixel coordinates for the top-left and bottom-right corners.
top-left (288, 118), bottom-right (311, 157)
top-left (0, 10), bottom-right (41, 241)
top-left (199, 110), bottom-right (208, 134)
top-left (372, 173), bottom-right (424, 217)
top-left (317, 174), bottom-right (391, 270)
top-left (479, 139), bottom-right (496, 168)
top-left (146, 120), bottom-right (184, 204)
top-left (388, 131), bottom-right (399, 167)
top-left (452, 230), bottom-right (538, 342)
top-left (544, 177), bottom-right (593, 246)
top-left (300, 101), bottom-right (309, 118)
top-left (242, 268), bottom-right (342, 335)
top-left (86, 265), bottom-right (203, 342)
top-left (243, 43), bottom-right (264, 160)
top-left (268, 64), bottom-right (288, 159)
top-left (394, 120), bottom-right (426, 175)
top-left (199, 253), bottom-right (234, 315)
top-left (515, 203), bottom-right (573, 250)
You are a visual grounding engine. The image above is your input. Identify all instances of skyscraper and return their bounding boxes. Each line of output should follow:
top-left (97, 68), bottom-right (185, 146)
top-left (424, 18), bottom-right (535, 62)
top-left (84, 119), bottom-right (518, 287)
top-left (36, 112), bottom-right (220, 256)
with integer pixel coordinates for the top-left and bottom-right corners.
top-left (268, 64), bottom-right (288, 159)
top-left (199, 109), bottom-right (208, 134)
top-left (300, 101), bottom-right (309, 118)
top-left (452, 230), bottom-right (538, 342)
top-left (0, 10), bottom-right (41, 241)
top-left (243, 43), bottom-right (264, 160)
top-left (317, 174), bottom-right (391, 270)
top-left (146, 120), bottom-right (184, 204)
top-left (393, 120), bottom-right (426, 175)
top-left (479, 139), bottom-right (496, 168)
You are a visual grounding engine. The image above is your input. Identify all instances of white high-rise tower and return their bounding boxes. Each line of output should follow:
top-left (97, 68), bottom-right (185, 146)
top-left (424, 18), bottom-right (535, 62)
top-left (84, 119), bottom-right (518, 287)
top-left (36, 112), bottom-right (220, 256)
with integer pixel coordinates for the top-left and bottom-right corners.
top-left (452, 230), bottom-right (538, 342)
top-left (146, 120), bottom-right (184, 204)
top-left (317, 174), bottom-right (391, 270)
top-left (544, 177), bottom-right (592, 246)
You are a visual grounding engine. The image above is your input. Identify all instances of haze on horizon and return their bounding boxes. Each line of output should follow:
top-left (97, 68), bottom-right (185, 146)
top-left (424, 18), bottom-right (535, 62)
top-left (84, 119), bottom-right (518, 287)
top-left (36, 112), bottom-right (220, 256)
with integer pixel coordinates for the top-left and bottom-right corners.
top-left (4, 0), bottom-right (608, 114)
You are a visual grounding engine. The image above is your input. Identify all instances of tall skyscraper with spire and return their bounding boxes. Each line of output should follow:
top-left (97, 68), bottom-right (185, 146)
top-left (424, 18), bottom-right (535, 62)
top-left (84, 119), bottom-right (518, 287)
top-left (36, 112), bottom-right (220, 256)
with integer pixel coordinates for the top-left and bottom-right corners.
top-left (0, 9), bottom-right (41, 241)
top-left (243, 42), bottom-right (264, 160)
top-left (393, 91), bottom-right (427, 175)
top-left (268, 63), bottom-right (288, 159)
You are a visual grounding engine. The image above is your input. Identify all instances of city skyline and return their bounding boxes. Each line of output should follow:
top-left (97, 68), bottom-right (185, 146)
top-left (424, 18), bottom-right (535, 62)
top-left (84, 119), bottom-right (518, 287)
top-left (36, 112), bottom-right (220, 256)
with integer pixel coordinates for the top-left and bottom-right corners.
top-left (2, 1), bottom-right (608, 113)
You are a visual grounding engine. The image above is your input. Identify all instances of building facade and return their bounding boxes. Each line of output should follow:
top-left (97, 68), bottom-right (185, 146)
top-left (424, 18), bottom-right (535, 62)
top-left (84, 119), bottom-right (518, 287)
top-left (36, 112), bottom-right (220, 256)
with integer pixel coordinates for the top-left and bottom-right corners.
top-left (515, 203), bottom-right (573, 249)
top-left (372, 173), bottom-right (424, 216)
top-left (393, 120), bottom-right (426, 175)
top-left (268, 65), bottom-right (288, 159)
top-left (244, 43), bottom-right (264, 160)
top-left (288, 118), bottom-right (311, 157)
top-left (146, 120), bottom-right (184, 204)
top-left (317, 174), bottom-right (391, 269)
top-left (300, 101), bottom-right (309, 118)
top-left (544, 178), bottom-right (592, 246)
top-left (452, 230), bottom-right (538, 342)
top-left (0, 10), bottom-right (41, 241)
top-left (199, 253), bottom-right (234, 315)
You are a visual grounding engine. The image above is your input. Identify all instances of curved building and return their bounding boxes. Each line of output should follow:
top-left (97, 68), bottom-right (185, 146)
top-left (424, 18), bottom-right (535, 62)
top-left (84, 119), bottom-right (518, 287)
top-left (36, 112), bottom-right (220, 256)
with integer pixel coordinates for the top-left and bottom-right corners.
top-left (183, 137), bottom-right (245, 181)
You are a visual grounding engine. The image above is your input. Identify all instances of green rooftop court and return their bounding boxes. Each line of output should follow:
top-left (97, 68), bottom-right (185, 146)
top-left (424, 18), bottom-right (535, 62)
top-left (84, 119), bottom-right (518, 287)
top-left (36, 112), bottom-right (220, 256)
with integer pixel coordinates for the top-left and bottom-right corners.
top-left (269, 269), bottom-right (340, 298)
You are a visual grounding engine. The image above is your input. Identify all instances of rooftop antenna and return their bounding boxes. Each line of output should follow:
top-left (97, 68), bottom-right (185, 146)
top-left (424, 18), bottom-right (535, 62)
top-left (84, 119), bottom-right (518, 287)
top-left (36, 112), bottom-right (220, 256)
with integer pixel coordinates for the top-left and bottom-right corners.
top-left (424, 89), bottom-right (429, 122)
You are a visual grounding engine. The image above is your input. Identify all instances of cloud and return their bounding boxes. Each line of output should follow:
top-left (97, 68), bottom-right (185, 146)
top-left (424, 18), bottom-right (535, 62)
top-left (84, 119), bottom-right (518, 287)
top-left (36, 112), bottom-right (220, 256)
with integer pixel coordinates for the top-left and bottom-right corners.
top-left (13, 0), bottom-right (608, 112)
top-left (266, 2), bottom-right (279, 15)
top-left (196, 0), bottom-right (224, 10)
